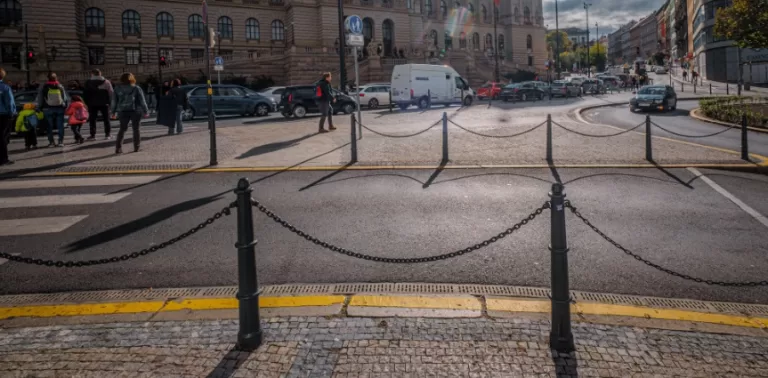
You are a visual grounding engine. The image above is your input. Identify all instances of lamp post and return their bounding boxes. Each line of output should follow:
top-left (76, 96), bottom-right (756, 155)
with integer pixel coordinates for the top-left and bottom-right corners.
top-left (555, 0), bottom-right (560, 80)
top-left (595, 22), bottom-right (599, 71)
top-left (337, 0), bottom-right (347, 92)
top-left (584, 2), bottom-right (592, 77)
top-left (493, 3), bottom-right (500, 82)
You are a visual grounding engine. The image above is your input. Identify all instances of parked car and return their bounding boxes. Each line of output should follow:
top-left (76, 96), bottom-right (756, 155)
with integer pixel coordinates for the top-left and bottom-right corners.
top-left (654, 67), bottom-right (668, 74)
top-left (355, 84), bottom-right (391, 109)
top-left (477, 82), bottom-right (503, 100)
top-left (391, 64), bottom-right (474, 109)
top-left (629, 85), bottom-right (677, 112)
top-left (582, 79), bottom-right (606, 94)
top-left (186, 84), bottom-right (276, 120)
top-left (500, 82), bottom-right (546, 102)
top-left (568, 76), bottom-right (586, 86)
top-left (600, 76), bottom-right (621, 88)
top-left (279, 85), bottom-right (357, 118)
top-left (549, 81), bottom-right (581, 98)
top-left (258, 86), bottom-right (286, 104)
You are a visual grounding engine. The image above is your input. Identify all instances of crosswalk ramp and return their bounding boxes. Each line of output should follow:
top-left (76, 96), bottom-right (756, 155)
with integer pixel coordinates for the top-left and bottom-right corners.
top-left (0, 175), bottom-right (160, 237)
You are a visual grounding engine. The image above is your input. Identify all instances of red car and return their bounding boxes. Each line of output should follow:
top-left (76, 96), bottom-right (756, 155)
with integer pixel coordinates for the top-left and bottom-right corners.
top-left (477, 82), bottom-right (502, 100)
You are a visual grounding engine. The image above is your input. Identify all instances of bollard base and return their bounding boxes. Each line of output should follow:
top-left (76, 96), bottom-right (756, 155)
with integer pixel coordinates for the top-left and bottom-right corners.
top-left (549, 332), bottom-right (575, 353)
top-left (237, 331), bottom-right (263, 352)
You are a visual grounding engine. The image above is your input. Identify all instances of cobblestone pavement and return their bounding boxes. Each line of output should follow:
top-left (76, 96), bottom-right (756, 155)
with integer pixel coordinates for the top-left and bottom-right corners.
top-left (1, 316), bottom-right (767, 377)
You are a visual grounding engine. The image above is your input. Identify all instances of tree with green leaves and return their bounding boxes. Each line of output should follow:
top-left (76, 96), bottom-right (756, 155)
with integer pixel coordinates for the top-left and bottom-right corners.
top-left (546, 30), bottom-right (573, 54)
top-left (588, 44), bottom-right (607, 72)
top-left (714, 0), bottom-right (768, 48)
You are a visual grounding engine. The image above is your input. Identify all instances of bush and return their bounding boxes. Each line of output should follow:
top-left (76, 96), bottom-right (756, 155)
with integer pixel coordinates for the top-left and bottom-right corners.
top-left (699, 96), bottom-right (768, 128)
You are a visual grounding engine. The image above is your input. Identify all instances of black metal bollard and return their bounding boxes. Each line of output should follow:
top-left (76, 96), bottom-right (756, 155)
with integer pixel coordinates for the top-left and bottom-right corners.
top-left (693, 81), bottom-right (696, 94)
top-left (350, 114), bottom-right (358, 162)
top-left (710, 83), bottom-right (712, 95)
top-left (234, 178), bottom-right (263, 351)
top-left (428, 89), bottom-right (432, 108)
top-left (389, 90), bottom-right (393, 112)
top-left (741, 114), bottom-right (749, 161)
top-left (645, 115), bottom-right (653, 161)
top-left (546, 114), bottom-right (553, 162)
top-left (681, 82), bottom-right (684, 92)
top-left (549, 183), bottom-right (574, 353)
top-left (461, 89), bottom-right (464, 108)
top-left (727, 83), bottom-right (730, 95)
top-left (442, 112), bottom-right (449, 163)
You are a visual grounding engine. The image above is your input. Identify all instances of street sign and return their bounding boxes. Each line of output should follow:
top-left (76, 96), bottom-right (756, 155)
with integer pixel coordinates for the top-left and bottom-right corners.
top-left (347, 34), bottom-right (364, 47)
top-left (214, 56), bottom-right (223, 71)
top-left (345, 15), bottom-right (363, 35)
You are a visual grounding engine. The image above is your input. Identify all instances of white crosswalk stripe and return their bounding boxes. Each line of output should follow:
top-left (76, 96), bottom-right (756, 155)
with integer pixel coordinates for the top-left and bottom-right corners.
top-left (0, 175), bottom-right (158, 237)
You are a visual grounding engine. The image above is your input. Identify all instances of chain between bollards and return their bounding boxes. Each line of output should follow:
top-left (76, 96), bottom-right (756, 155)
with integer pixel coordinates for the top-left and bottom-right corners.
top-left (234, 178), bottom-right (263, 351)
top-left (549, 183), bottom-right (574, 353)
top-left (741, 114), bottom-right (749, 161)
top-left (351, 113), bottom-right (358, 163)
top-left (645, 115), bottom-right (653, 161)
top-left (546, 114), bottom-right (553, 162)
top-left (442, 112), bottom-right (449, 163)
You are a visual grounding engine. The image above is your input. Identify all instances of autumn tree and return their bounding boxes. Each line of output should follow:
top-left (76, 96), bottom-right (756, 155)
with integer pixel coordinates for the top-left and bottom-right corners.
top-left (546, 30), bottom-right (573, 54)
top-left (714, 0), bottom-right (768, 48)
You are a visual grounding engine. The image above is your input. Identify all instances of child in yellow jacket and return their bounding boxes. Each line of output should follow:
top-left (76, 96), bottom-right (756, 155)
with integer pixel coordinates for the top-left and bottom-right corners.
top-left (15, 103), bottom-right (41, 150)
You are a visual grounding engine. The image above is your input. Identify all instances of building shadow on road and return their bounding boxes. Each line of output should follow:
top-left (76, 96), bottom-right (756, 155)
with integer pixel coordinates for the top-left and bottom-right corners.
top-left (236, 133), bottom-right (317, 160)
top-left (205, 347), bottom-right (253, 378)
top-left (0, 153), bottom-right (117, 180)
top-left (551, 349), bottom-right (580, 377)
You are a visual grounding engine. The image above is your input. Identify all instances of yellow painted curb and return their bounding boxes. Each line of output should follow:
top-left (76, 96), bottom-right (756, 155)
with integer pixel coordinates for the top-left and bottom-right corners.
top-left (689, 108), bottom-right (768, 134)
top-left (349, 295), bottom-right (482, 310)
top-left (162, 295), bottom-right (346, 311)
top-left (486, 298), bottom-right (768, 329)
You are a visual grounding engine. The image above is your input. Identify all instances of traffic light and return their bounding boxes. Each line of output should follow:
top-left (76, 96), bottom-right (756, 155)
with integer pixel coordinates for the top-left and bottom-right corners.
top-left (159, 56), bottom-right (167, 67)
top-left (26, 48), bottom-right (36, 64)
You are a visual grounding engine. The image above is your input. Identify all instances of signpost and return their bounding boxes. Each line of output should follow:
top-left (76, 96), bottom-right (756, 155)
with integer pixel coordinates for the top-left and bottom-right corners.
top-left (214, 56), bottom-right (224, 85)
top-left (345, 15), bottom-right (364, 136)
top-left (203, 0), bottom-right (217, 166)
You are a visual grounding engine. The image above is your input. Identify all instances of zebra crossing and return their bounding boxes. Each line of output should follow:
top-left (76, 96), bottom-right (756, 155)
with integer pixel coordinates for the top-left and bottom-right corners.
top-left (0, 175), bottom-right (160, 237)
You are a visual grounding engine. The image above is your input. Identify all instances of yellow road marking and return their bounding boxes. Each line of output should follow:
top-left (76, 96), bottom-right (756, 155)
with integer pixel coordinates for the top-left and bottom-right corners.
top-left (162, 295), bottom-right (346, 311)
top-left (349, 295), bottom-right (482, 310)
top-left (486, 298), bottom-right (768, 329)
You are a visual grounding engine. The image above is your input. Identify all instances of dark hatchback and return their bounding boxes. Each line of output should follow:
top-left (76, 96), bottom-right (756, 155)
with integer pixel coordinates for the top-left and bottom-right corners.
top-left (629, 85), bottom-right (677, 112)
top-left (500, 82), bottom-right (546, 102)
top-left (279, 86), bottom-right (358, 118)
top-left (186, 84), bottom-right (276, 120)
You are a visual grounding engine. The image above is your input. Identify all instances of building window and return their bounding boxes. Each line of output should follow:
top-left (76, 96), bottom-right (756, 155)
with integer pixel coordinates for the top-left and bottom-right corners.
top-left (459, 32), bottom-right (466, 49)
top-left (88, 47), bottom-right (105, 65)
top-left (526, 34), bottom-right (532, 49)
top-left (406, 0), bottom-right (412, 9)
top-left (0, 43), bottom-right (21, 65)
top-left (156, 12), bottom-right (174, 37)
top-left (85, 8), bottom-right (105, 34)
top-left (445, 31), bottom-right (453, 49)
top-left (382, 19), bottom-right (394, 56)
top-left (125, 47), bottom-right (140, 64)
top-left (0, 0), bottom-right (22, 27)
top-left (535, 10), bottom-right (542, 25)
top-left (158, 48), bottom-right (173, 62)
top-left (528, 55), bottom-right (533, 66)
top-left (188, 15), bottom-right (204, 38)
top-left (523, 6), bottom-right (530, 24)
top-left (472, 32), bottom-right (479, 50)
top-left (467, 3), bottom-right (474, 14)
top-left (482, 5), bottom-right (488, 23)
top-left (440, 0), bottom-right (447, 17)
top-left (218, 16), bottom-right (233, 39)
top-left (190, 49), bottom-right (204, 59)
top-left (454, 1), bottom-right (460, 9)
top-left (271, 20), bottom-right (284, 41)
top-left (246, 18), bottom-right (259, 40)
top-left (430, 29), bottom-right (438, 47)
top-left (425, 0), bottom-right (433, 15)
top-left (363, 18), bottom-right (374, 42)
top-left (485, 33), bottom-right (491, 50)
top-left (122, 10), bottom-right (141, 36)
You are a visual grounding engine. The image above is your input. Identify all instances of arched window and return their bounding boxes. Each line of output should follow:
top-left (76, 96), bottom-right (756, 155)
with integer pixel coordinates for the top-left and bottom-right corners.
top-left (524, 6), bottom-right (530, 23)
top-left (188, 15), bottom-right (204, 38)
top-left (85, 7), bottom-right (105, 34)
top-left (245, 18), bottom-right (259, 40)
top-left (363, 17), bottom-right (373, 43)
top-left (459, 32), bottom-right (467, 49)
top-left (535, 10), bottom-right (542, 25)
top-left (526, 34), bottom-right (532, 49)
top-left (382, 19), bottom-right (394, 56)
top-left (156, 12), bottom-right (174, 37)
top-left (122, 10), bottom-right (141, 36)
top-left (218, 16), bottom-right (233, 39)
top-left (271, 20), bottom-right (284, 41)
top-left (0, 0), bottom-right (22, 27)
top-left (425, 0), bottom-right (433, 15)
top-left (514, 7), bottom-right (519, 23)
top-left (485, 33), bottom-right (492, 50)
top-left (440, 0), bottom-right (447, 17)
top-left (481, 5), bottom-right (487, 23)
top-left (430, 29), bottom-right (438, 47)
top-left (498, 34), bottom-right (504, 51)
top-left (467, 3), bottom-right (474, 13)
top-left (454, 2), bottom-right (460, 9)
top-left (406, 0), bottom-right (412, 9)
top-left (445, 31), bottom-right (453, 49)
top-left (472, 32), bottom-right (479, 50)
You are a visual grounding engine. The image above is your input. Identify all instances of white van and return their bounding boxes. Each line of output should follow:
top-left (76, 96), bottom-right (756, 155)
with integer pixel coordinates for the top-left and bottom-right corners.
top-left (390, 64), bottom-right (474, 110)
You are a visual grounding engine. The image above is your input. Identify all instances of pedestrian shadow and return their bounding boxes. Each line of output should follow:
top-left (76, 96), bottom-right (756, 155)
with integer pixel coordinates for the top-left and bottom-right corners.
top-left (551, 349), bottom-right (579, 377)
top-left (64, 193), bottom-right (226, 253)
top-left (298, 162), bottom-right (355, 191)
top-left (205, 347), bottom-right (253, 378)
top-left (236, 133), bottom-right (317, 160)
top-left (296, 170), bottom-right (554, 191)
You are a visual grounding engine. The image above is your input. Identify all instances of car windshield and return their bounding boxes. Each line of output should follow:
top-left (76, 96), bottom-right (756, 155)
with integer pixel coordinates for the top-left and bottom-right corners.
top-left (638, 87), bottom-right (666, 95)
top-left (551, 82), bottom-right (566, 87)
top-left (504, 84), bottom-right (519, 89)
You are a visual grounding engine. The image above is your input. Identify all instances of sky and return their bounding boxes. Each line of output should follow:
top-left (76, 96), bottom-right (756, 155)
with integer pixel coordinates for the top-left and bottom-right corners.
top-left (542, 0), bottom-right (667, 37)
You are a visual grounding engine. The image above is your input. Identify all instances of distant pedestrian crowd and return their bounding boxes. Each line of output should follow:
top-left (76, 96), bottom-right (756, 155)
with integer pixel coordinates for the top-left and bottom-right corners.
top-left (0, 68), bottom-right (189, 166)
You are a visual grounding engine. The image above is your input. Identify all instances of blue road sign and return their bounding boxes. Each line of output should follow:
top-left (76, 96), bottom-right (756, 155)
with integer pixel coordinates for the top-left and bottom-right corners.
top-left (345, 15), bottom-right (363, 35)
top-left (214, 56), bottom-right (224, 66)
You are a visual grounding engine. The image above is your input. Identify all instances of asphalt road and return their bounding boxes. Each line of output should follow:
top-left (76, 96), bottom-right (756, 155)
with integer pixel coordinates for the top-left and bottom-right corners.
top-left (1, 168), bottom-right (767, 304)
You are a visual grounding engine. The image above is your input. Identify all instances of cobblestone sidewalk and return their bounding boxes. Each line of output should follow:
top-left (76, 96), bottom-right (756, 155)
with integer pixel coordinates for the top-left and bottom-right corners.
top-left (1, 316), bottom-right (767, 377)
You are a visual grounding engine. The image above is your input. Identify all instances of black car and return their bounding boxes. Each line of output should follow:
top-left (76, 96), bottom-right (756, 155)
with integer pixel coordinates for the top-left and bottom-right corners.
top-left (279, 86), bottom-right (357, 118)
top-left (500, 82), bottom-right (546, 102)
top-left (629, 85), bottom-right (677, 112)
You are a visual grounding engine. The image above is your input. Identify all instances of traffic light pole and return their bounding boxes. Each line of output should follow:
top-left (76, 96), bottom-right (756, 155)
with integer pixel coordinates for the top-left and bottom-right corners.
top-left (24, 24), bottom-right (30, 89)
top-left (493, 3), bottom-right (500, 83)
top-left (337, 0), bottom-right (347, 92)
top-left (204, 2), bottom-right (218, 166)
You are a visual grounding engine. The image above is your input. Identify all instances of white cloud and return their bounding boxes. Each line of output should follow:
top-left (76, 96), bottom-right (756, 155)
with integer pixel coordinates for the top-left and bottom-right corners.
top-left (542, 0), bottom-right (667, 36)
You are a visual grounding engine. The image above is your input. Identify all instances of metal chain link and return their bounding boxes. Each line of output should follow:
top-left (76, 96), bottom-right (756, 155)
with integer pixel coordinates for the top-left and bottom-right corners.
top-left (552, 120), bottom-right (646, 138)
top-left (449, 119), bottom-right (546, 138)
top-left (0, 204), bottom-right (236, 268)
top-left (565, 201), bottom-right (768, 287)
top-left (650, 121), bottom-right (737, 138)
top-left (252, 199), bottom-right (550, 263)
top-left (358, 119), bottom-right (441, 138)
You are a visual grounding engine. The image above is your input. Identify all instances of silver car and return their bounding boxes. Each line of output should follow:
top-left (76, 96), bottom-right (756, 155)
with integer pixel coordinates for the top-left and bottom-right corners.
top-left (258, 86), bottom-right (286, 104)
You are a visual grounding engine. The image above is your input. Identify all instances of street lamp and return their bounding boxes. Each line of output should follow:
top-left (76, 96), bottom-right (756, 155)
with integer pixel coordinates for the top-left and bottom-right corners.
top-left (555, 0), bottom-right (560, 80)
top-left (336, 0), bottom-right (347, 92)
top-left (584, 2), bottom-right (592, 77)
top-left (595, 22), bottom-right (599, 71)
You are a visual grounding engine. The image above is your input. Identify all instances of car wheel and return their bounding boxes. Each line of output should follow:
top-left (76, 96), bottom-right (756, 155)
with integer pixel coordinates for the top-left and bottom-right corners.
top-left (343, 103), bottom-right (354, 114)
top-left (182, 108), bottom-right (195, 121)
top-left (368, 98), bottom-right (379, 109)
top-left (521, 93), bottom-right (528, 102)
top-left (255, 103), bottom-right (269, 117)
top-left (463, 96), bottom-right (473, 106)
top-left (398, 104), bottom-right (409, 110)
top-left (293, 105), bottom-right (307, 118)
top-left (502, 97), bottom-right (508, 102)
top-left (418, 97), bottom-right (429, 109)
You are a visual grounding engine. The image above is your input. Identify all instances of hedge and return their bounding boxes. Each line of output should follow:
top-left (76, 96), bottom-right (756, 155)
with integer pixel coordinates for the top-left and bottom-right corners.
top-left (698, 96), bottom-right (768, 129)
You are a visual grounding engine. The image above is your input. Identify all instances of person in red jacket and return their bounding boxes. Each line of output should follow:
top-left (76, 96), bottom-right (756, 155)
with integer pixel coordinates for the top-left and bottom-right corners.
top-left (65, 95), bottom-right (88, 144)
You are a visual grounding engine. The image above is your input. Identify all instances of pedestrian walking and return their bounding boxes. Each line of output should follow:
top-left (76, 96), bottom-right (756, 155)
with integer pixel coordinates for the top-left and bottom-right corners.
top-left (692, 70), bottom-right (698, 84)
top-left (631, 76), bottom-right (637, 91)
top-left (36, 72), bottom-right (68, 147)
top-left (111, 73), bottom-right (149, 154)
top-left (0, 68), bottom-right (16, 165)
top-left (169, 79), bottom-right (188, 134)
top-left (146, 83), bottom-right (156, 114)
top-left (65, 95), bottom-right (88, 144)
top-left (83, 69), bottom-right (114, 140)
top-left (15, 103), bottom-right (40, 150)
top-left (315, 72), bottom-right (336, 133)
top-left (682, 70), bottom-right (688, 81)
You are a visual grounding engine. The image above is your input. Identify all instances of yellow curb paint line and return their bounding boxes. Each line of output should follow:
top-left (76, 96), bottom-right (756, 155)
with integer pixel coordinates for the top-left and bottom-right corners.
top-left (689, 108), bottom-right (768, 134)
top-left (485, 298), bottom-right (768, 329)
top-left (161, 295), bottom-right (346, 311)
top-left (348, 295), bottom-right (482, 310)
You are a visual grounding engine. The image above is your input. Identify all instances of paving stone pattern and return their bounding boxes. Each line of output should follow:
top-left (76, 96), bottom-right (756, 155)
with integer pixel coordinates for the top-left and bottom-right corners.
top-left (1, 317), bottom-right (767, 377)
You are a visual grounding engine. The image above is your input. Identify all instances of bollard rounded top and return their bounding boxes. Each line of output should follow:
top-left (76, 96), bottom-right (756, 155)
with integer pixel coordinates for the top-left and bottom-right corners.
top-left (236, 178), bottom-right (251, 191)
top-left (550, 183), bottom-right (564, 196)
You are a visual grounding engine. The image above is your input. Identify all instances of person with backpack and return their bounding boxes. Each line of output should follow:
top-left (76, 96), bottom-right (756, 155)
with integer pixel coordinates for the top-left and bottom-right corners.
top-left (111, 72), bottom-right (149, 154)
top-left (0, 68), bottom-right (16, 165)
top-left (65, 95), bottom-right (88, 144)
top-left (315, 72), bottom-right (336, 133)
top-left (15, 103), bottom-right (41, 150)
top-left (83, 69), bottom-right (114, 140)
top-left (36, 72), bottom-right (69, 147)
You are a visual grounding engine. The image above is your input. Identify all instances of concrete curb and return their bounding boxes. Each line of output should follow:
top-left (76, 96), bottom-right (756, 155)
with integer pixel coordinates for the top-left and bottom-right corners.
top-left (689, 107), bottom-right (768, 134)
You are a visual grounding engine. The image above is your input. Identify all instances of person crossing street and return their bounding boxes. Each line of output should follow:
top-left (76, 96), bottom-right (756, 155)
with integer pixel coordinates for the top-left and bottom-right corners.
top-left (83, 69), bottom-right (114, 140)
top-left (315, 72), bottom-right (337, 133)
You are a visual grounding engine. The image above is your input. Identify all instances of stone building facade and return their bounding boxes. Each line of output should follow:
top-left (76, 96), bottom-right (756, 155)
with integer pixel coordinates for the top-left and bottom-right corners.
top-left (0, 0), bottom-right (547, 87)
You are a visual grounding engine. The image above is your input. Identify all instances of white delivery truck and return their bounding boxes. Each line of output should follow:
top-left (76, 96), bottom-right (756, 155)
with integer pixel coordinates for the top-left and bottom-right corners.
top-left (390, 64), bottom-right (474, 110)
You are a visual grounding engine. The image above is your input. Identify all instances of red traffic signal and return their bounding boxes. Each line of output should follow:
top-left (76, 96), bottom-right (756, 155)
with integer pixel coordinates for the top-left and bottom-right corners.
top-left (159, 56), bottom-right (167, 66)
top-left (26, 48), bottom-right (36, 64)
